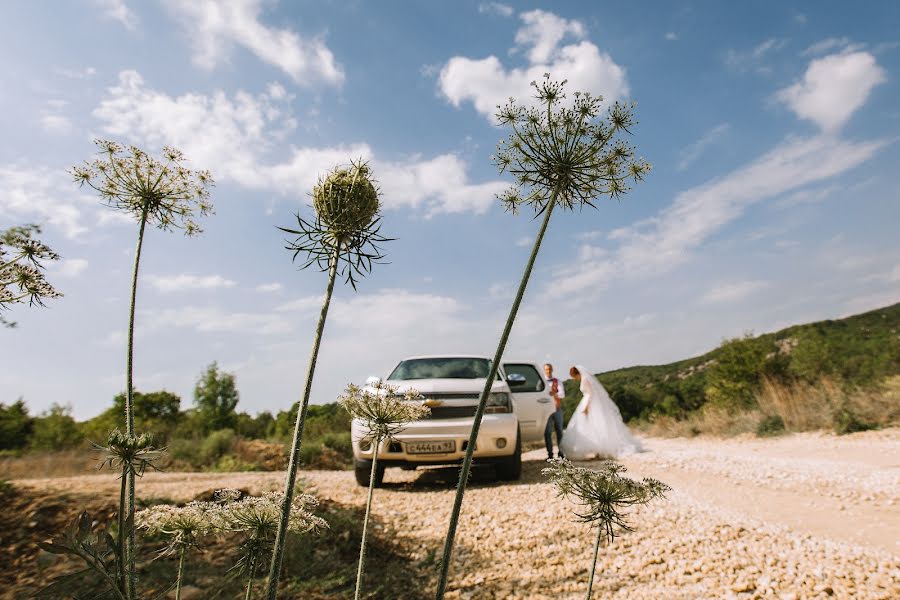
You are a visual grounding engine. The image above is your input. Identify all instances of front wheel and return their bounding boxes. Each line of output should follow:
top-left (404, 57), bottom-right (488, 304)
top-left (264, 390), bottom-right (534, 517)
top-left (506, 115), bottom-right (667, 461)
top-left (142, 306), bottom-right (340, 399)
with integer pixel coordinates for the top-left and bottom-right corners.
top-left (354, 459), bottom-right (385, 487)
top-left (495, 429), bottom-right (522, 481)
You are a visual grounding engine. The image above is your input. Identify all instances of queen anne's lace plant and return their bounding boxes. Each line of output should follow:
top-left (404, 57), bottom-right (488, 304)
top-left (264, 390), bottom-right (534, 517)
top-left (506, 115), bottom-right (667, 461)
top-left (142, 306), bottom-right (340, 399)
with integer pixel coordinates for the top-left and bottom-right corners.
top-left (0, 224), bottom-right (62, 328)
top-left (218, 489), bottom-right (326, 600)
top-left (72, 139), bottom-right (213, 600)
top-left (339, 383), bottom-right (428, 600)
top-left (95, 429), bottom-right (166, 592)
top-left (135, 500), bottom-right (223, 600)
top-left (265, 161), bottom-right (389, 599)
top-left (543, 458), bottom-right (669, 599)
top-left (435, 75), bottom-right (651, 599)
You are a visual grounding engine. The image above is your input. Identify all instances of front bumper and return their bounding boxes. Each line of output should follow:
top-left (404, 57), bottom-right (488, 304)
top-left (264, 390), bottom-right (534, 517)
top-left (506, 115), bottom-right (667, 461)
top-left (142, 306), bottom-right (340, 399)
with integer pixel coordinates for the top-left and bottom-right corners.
top-left (351, 414), bottom-right (518, 464)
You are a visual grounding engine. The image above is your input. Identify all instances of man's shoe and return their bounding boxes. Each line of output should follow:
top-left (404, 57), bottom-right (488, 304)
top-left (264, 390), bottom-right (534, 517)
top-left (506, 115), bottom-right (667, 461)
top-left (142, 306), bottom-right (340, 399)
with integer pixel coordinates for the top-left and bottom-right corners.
top-left (557, 452), bottom-right (565, 459)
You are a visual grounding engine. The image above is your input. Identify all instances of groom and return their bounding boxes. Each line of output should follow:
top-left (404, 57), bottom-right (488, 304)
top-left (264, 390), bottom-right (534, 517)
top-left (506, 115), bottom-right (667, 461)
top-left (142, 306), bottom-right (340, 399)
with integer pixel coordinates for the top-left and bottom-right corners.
top-left (543, 363), bottom-right (565, 459)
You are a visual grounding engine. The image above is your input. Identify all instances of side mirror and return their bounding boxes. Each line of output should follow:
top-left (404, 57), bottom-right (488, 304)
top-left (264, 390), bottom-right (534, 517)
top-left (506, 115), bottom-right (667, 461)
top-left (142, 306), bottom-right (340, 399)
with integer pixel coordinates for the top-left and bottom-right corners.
top-left (365, 376), bottom-right (382, 387)
top-left (506, 373), bottom-right (527, 387)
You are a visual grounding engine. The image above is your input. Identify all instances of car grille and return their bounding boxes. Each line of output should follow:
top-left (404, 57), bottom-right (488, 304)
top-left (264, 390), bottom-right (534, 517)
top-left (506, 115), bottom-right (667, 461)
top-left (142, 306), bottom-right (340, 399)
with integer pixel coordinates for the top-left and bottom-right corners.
top-left (422, 393), bottom-right (480, 400)
top-left (425, 405), bottom-right (479, 419)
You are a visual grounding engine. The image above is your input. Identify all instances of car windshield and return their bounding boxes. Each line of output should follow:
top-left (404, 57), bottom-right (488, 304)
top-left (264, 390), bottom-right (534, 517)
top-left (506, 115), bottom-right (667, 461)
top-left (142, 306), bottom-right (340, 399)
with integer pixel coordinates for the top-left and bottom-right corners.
top-left (387, 357), bottom-right (492, 380)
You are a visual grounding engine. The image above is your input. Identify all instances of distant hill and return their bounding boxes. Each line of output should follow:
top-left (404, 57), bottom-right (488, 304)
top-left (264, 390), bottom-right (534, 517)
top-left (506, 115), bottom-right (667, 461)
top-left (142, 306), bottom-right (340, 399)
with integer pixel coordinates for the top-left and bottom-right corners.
top-left (583, 302), bottom-right (900, 423)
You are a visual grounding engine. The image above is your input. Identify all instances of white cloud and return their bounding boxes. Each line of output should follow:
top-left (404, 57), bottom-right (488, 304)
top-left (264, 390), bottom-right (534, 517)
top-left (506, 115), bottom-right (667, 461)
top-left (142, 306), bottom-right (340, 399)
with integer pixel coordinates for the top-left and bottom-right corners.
top-left (378, 154), bottom-right (507, 216)
top-left (776, 51), bottom-right (886, 131)
top-left (478, 2), bottom-right (513, 17)
top-left (275, 295), bottom-right (324, 313)
top-left (725, 38), bottom-right (787, 73)
top-left (94, 0), bottom-right (138, 30)
top-left (161, 0), bottom-right (344, 86)
top-left (93, 70), bottom-right (504, 215)
top-left (514, 9), bottom-right (586, 64)
top-left (664, 32), bottom-right (678, 41)
top-left (801, 37), bottom-right (854, 56)
top-left (439, 9), bottom-right (628, 121)
top-left (54, 66), bottom-right (97, 80)
top-left (40, 114), bottom-right (73, 134)
top-left (0, 166), bottom-right (93, 238)
top-left (145, 273), bottom-right (237, 293)
top-left (553, 134), bottom-right (885, 295)
top-left (55, 258), bottom-right (89, 278)
top-left (701, 280), bottom-right (768, 304)
top-left (515, 236), bottom-right (532, 247)
top-left (149, 305), bottom-right (293, 335)
top-left (256, 282), bottom-right (283, 293)
top-left (677, 123), bottom-right (730, 172)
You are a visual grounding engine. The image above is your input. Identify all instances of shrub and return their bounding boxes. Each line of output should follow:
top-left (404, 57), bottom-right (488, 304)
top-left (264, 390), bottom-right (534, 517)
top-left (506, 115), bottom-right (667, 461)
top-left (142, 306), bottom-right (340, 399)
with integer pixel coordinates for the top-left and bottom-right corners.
top-left (0, 399), bottom-right (33, 450)
top-left (832, 405), bottom-right (874, 435)
top-left (756, 414), bottom-right (786, 437)
top-left (29, 404), bottom-right (82, 450)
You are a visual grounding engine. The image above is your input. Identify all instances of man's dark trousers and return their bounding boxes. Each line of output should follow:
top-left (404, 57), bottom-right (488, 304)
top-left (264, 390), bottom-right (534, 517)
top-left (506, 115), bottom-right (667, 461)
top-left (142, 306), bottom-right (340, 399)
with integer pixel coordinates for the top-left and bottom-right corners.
top-left (544, 408), bottom-right (564, 458)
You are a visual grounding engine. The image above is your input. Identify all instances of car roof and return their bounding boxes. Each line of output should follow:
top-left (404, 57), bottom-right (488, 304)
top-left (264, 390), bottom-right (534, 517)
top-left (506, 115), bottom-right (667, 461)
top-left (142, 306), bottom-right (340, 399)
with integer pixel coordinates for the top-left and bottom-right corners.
top-left (400, 354), bottom-right (491, 360)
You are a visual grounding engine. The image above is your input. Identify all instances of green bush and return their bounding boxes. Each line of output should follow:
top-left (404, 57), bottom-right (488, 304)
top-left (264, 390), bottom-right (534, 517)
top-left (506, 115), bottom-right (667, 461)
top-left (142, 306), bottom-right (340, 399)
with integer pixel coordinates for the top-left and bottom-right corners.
top-left (211, 454), bottom-right (259, 472)
top-left (832, 406), bottom-right (874, 435)
top-left (29, 404), bottom-right (82, 450)
top-left (0, 399), bottom-right (33, 450)
top-left (199, 428), bottom-right (236, 464)
top-left (756, 414), bottom-right (786, 437)
top-left (169, 428), bottom-right (237, 469)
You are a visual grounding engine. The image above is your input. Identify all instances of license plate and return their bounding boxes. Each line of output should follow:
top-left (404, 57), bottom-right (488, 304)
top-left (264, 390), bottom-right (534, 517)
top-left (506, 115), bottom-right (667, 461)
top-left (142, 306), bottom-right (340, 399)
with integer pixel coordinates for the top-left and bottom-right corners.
top-left (405, 440), bottom-right (456, 454)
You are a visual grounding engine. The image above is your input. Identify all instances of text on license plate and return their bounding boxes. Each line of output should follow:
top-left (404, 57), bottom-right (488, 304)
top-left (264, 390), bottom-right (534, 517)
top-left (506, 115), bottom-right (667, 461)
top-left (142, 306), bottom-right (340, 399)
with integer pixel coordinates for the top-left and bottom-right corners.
top-left (405, 440), bottom-right (456, 454)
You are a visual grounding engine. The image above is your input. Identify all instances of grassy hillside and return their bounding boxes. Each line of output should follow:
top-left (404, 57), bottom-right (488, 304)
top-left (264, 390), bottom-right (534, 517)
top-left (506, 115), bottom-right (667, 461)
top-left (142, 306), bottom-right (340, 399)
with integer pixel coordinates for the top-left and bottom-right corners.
top-left (576, 302), bottom-right (900, 432)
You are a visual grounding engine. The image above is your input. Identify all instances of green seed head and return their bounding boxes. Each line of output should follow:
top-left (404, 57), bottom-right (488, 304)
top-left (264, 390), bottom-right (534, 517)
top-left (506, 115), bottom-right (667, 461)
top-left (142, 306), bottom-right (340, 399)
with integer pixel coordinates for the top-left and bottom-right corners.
top-left (312, 161), bottom-right (380, 240)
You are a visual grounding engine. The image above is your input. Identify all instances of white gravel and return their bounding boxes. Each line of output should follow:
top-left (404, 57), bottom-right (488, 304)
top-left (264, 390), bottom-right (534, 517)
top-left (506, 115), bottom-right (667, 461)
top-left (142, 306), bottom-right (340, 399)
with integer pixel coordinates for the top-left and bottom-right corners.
top-left (16, 428), bottom-right (900, 599)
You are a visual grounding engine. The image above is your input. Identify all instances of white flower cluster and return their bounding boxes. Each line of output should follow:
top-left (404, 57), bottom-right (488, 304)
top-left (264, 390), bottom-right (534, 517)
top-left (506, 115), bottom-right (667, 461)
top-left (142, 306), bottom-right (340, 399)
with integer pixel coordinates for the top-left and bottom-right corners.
top-left (135, 489), bottom-right (327, 551)
top-left (339, 382), bottom-right (429, 441)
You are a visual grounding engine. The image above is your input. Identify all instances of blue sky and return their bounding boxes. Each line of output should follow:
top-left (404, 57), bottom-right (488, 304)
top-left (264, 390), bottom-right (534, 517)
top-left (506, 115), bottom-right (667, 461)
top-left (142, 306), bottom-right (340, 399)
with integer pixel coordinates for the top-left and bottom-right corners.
top-left (2, 0), bottom-right (898, 420)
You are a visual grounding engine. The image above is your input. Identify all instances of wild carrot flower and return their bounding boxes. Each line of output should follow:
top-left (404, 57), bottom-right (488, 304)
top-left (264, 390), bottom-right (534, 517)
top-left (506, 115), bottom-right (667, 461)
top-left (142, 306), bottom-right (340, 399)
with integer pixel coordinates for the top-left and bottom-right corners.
top-left (543, 458), bottom-right (669, 599)
top-left (338, 382), bottom-right (428, 600)
top-left (280, 159), bottom-right (389, 290)
top-left (219, 489), bottom-right (326, 600)
top-left (72, 139), bottom-right (214, 600)
top-left (135, 501), bottom-right (223, 600)
top-left (0, 224), bottom-right (62, 327)
top-left (265, 160), bottom-right (389, 599)
top-left (339, 382), bottom-right (428, 442)
top-left (436, 75), bottom-right (651, 598)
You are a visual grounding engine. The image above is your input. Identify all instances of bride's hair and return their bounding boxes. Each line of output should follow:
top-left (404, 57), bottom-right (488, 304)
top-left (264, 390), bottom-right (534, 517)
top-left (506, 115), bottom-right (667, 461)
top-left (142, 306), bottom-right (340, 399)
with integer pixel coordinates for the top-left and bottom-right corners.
top-left (569, 366), bottom-right (579, 378)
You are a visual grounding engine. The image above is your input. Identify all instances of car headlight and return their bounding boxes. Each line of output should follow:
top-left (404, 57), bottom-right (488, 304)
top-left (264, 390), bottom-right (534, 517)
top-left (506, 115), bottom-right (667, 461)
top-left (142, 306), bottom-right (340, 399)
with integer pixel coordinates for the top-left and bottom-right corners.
top-left (485, 392), bottom-right (511, 414)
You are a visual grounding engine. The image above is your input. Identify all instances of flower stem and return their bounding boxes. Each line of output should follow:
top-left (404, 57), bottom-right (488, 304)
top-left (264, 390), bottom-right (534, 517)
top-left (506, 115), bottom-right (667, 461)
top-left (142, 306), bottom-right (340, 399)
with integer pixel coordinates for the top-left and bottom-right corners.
top-left (434, 190), bottom-right (559, 599)
top-left (175, 546), bottom-right (186, 600)
top-left (245, 554), bottom-right (257, 600)
top-left (264, 242), bottom-right (341, 599)
top-left (586, 525), bottom-right (603, 600)
top-left (125, 204), bottom-right (148, 600)
top-left (354, 436), bottom-right (381, 600)
top-left (117, 467), bottom-right (127, 593)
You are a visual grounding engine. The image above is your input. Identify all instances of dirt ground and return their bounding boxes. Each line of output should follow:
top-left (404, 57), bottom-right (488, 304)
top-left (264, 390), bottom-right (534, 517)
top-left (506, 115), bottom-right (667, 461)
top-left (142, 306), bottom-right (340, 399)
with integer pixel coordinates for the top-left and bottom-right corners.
top-left (10, 428), bottom-right (900, 599)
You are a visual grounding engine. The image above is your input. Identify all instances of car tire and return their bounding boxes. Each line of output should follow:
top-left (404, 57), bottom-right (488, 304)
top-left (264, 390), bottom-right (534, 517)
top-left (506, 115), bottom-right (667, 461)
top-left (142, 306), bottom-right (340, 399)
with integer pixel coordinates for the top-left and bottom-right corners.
top-left (354, 459), bottom-right (385, 487)
top-left (495, 428), bottom-right (522, 481)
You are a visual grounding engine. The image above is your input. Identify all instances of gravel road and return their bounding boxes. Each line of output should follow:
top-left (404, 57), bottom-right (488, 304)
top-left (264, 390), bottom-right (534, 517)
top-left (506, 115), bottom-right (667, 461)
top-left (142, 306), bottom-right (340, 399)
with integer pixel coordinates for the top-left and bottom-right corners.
top-left (15, 429), bottom-right (899, 599)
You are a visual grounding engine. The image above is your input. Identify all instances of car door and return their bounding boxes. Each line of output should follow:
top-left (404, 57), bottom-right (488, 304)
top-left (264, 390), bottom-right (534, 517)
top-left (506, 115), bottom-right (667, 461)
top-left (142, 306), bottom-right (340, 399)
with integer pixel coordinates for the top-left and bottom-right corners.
top-left (502, 362), bottom-right (554, 443)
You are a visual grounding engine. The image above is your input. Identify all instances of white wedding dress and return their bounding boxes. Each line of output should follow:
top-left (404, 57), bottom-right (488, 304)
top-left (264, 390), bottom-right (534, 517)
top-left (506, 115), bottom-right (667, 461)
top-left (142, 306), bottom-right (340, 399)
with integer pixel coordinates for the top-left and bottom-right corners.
top-left (559, 365), bottom-right (642, 459)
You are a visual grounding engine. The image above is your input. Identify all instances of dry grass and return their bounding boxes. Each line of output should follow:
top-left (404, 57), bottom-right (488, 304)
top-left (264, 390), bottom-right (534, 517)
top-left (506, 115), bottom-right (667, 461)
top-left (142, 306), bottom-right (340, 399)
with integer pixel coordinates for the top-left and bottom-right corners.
top-left (0, 450), bottom-right (98, 480)
top-left (635, 406), bottom-right (761, 438)
top-left (636, 376), bottom-right (900, 438)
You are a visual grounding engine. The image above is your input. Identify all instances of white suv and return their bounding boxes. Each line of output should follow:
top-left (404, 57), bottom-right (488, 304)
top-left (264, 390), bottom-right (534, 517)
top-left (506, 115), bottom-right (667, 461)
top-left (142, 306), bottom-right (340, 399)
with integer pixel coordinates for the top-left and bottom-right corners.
top-left (351, 355), bottom-right (556, 486)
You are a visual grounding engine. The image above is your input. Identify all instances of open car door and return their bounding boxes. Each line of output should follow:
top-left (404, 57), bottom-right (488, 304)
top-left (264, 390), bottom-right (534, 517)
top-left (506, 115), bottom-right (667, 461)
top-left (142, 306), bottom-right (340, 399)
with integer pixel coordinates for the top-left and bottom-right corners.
top-left (503, 362), bottom-right (555, 443)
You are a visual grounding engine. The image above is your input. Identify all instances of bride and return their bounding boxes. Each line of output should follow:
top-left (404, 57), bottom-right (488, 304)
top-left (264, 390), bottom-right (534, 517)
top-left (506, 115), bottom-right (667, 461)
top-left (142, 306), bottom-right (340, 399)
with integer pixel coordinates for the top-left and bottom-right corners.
top-left (559, 365), bottom-right (642, 459)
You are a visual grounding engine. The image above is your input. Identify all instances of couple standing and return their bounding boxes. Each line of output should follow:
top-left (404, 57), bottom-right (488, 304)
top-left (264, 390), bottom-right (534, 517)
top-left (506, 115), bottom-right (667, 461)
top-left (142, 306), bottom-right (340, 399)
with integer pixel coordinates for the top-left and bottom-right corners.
top-left (543, 364), bottom-right (642, 460)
